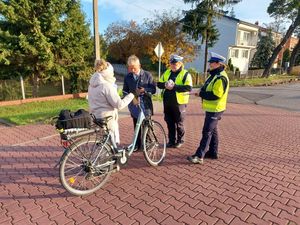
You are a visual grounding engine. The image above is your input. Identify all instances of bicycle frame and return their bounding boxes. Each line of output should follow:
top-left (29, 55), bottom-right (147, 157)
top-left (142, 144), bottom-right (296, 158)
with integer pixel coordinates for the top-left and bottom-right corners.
top-left (104, 95), bottom-right (146, 157)
top-left (127, 103), bottom-right (145, 156)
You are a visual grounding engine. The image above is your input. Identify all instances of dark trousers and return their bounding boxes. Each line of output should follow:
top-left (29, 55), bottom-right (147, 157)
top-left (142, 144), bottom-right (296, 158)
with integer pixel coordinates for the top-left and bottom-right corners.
top-left (164, 104), bottom-right (186, 144)
top-left (133, 118), bottom-right (142, 149)
top-left (195, 111), bottom-right (223, 158)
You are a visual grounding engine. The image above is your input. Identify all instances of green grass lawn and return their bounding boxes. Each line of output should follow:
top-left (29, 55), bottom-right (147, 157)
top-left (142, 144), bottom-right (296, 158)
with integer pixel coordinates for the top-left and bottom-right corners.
top-left (229, 75), bottom-right (298, 87)
top-left (0, 98), bottom-right (88, 125)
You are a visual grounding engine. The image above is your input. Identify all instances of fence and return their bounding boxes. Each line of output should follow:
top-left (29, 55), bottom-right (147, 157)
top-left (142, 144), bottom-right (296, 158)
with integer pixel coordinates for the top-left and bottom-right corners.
top-left (0, 64), bottom-right (126, 102)
top-left (0, 76), bottom-right (89, 102)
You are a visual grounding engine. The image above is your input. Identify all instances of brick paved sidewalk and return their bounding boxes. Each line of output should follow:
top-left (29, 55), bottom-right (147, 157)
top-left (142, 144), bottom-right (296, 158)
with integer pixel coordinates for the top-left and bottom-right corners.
top-left (0, 100), bottom-right (299, 225)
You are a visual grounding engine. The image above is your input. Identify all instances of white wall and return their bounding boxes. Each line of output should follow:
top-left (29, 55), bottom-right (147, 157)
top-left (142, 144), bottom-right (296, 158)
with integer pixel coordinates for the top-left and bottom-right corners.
top-left (185, 16), bottom-right (238, 73)
top-left (229, 48), bottom-right (250, 74)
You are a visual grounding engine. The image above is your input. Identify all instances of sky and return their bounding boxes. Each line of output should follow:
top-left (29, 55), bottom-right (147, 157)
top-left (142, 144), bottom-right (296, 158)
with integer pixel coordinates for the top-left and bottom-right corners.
top-left (80, 0), bottom-right (274, 35)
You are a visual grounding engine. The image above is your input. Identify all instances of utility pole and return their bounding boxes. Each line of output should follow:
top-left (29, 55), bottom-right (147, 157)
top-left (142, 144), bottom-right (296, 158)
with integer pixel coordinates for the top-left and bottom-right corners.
top-left (93, 0), bottom-right (100, 60)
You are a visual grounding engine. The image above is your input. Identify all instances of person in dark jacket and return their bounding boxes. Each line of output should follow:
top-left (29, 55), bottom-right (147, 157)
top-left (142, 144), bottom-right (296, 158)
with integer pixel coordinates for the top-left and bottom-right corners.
top-left (157, 54), bottom-right (193, 148)
top-left (122, 55), bottom-right (156, 151)
top-left (187, 52), bottom-right (229, 164)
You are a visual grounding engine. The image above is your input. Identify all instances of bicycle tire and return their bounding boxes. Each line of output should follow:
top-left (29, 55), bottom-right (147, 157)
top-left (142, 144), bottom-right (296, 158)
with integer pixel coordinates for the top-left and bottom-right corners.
top-left (142, 120), bottom-right (166, 166)
top-left (59, 138), bottom-right (114, 196)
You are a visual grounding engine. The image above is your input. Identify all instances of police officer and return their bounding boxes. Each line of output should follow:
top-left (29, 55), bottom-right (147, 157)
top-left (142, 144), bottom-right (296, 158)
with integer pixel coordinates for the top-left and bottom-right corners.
top-left (187, 52), bottom-right (229, 164)
top-left (157, 54), bottom-right (193, 148)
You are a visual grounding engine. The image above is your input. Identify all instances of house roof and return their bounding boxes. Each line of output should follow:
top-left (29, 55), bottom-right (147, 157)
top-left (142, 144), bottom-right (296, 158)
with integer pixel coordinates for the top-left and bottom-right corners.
top-left (222, 14), bottom-right (260, 29)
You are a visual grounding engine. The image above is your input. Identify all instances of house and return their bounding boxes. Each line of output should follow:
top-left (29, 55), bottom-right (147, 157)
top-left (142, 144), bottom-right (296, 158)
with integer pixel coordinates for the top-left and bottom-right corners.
top-left (276, 35), bottom-right (299, 68)
top-left (185, 15), bottom-right (259, 75)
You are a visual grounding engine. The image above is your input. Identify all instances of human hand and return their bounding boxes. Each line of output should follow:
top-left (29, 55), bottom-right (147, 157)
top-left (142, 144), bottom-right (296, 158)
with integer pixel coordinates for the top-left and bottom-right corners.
top-left (136, 87), bottom-right (145, 94)
top-left (165, 80), bottom-right (174, 90)
top-left (132, 97), bottom-right (139, 105)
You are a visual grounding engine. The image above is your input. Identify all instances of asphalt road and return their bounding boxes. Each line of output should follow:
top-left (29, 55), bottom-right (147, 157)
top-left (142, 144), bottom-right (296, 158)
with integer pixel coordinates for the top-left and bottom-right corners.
top-left (229, 83), bottom-right (300, 112)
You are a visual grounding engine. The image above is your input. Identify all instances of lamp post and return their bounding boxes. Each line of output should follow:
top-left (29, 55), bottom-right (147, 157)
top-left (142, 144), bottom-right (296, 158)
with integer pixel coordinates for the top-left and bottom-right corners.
top-left (93, 0), bottom-right (100, 60)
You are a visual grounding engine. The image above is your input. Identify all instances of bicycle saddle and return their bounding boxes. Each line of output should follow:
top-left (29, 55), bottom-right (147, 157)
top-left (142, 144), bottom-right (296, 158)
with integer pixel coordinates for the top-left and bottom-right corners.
top-left (94, 116), bottom-right (113, 128)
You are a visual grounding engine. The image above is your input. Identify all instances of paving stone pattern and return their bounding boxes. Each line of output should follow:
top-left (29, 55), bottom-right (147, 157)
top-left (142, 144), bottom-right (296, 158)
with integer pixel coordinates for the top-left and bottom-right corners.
top-left (0, 99), bottom-right (299, 225)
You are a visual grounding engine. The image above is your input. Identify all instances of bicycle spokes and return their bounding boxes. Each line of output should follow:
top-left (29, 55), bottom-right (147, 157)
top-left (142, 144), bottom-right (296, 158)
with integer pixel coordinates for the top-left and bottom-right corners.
top-left (143, 120), bottom-right (166, 166)
top-left (60, 139), bottom-right (114, 196)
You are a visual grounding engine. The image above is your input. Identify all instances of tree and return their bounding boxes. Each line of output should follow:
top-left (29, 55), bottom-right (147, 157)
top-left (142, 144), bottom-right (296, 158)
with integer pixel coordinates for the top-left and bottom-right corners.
top-left (105, 21), bottom-right (144, 63)
top-left (262, 0), bottom-right (300, 77)
top-left (251, 30), bottom-right (275, 69)
top-left (52, 0), bottom-right (93, 93)
top-left (143, 10), bottom-right (196, 67)
top-left (287, 28), bottom-right (300, 74)
top-left (105, 11), bottom-right (197, 67)
top-left (99, 34), bottom-right (109, 60)
top-left (0, 0), bottom-right (92, 96)
top-left (182, 0), bottom-right (241, 74)
top-left (229, 7), bottom-right (236, 18)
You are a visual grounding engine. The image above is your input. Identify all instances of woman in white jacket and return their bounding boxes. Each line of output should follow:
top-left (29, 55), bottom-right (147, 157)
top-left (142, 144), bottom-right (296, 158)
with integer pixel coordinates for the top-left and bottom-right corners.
top-left (88, 59), bottom-right (134, 145)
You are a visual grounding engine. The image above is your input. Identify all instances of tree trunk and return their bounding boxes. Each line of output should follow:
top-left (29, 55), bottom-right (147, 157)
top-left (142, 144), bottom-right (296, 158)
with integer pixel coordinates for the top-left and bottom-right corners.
top-left (287, 38), bottom-right (300, 74)
top-left (262, 10), bottom-right (300, 77)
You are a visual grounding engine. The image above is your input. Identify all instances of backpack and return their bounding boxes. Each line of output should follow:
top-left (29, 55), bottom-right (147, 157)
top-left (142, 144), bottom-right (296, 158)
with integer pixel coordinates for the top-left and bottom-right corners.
top-left (56, 109), bottom-right (91, 130)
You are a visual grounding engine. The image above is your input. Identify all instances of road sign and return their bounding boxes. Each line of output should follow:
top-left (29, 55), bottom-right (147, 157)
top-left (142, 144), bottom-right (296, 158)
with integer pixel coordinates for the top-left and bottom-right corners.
top-left (154, 42), bottom-right (164, 81)
top-left (154, 42), bottom-right (164, 58)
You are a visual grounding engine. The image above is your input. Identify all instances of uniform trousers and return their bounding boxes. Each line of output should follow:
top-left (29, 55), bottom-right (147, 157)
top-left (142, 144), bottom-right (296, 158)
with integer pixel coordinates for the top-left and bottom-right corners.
top-left (195, 111), bottom-right (223, 158)
top-left (164, 104), bottom-right (186, 144)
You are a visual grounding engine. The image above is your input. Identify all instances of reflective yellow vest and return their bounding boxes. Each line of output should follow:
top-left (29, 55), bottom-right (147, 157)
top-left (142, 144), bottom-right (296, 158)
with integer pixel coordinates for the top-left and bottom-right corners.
top-left (202, 70), bottom-right (229, 112)
top-left (160, 68), bottom-right (193, 104)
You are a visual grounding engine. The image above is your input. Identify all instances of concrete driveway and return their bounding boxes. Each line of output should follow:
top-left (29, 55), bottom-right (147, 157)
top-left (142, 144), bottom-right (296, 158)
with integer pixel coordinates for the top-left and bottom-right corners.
top-left (229, 83), bottom-right (300, 112)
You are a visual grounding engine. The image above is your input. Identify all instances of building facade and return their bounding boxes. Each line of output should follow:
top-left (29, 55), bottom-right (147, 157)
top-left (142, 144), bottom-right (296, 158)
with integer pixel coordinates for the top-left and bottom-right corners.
top-left (186, 15), bottom-right (259, 75)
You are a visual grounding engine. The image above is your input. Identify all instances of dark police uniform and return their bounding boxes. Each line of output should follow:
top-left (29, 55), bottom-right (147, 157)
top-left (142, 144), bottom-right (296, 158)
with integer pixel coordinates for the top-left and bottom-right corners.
top-left (187, 52), bottom-right (229, 164)
top-left (157, 66), bottom-right (192, 147)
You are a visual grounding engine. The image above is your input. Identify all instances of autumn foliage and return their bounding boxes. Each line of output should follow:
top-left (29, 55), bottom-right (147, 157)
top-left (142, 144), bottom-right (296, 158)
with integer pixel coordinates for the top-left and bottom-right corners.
top-left (105, 11), bottom-right (197, 67)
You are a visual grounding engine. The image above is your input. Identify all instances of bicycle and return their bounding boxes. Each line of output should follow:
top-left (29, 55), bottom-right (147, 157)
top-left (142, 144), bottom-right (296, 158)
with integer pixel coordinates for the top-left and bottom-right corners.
top-left (58, 95), bottom-right (167, 196)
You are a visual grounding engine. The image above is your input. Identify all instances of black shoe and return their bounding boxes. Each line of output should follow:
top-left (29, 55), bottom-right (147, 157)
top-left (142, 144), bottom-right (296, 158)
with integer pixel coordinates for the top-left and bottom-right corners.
top-left (166, 142), bottom-right (176, 148)
top-left (187, 155), bottom-right (203, 164)
top-left (174, 141), bottom-right (184, 148)
top-left (204, 154), bottom-right (218, 159)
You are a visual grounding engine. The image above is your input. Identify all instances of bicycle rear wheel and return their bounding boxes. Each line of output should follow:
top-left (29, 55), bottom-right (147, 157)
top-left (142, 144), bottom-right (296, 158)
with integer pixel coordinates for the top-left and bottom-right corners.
top-left (59, 138), bottom-right (114, 196)
top-left (142, 120), bottom-right (166, 166)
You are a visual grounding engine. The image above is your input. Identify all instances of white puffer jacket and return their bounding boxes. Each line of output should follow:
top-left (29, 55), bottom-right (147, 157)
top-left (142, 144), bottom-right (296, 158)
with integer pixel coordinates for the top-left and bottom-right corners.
top-left (88, 65), bottom-right (134, 144)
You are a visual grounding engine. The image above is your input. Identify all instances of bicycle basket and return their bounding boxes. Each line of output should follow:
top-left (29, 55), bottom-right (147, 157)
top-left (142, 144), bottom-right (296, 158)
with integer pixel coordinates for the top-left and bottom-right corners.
top-left (55, 109), bottom-right (91, 130)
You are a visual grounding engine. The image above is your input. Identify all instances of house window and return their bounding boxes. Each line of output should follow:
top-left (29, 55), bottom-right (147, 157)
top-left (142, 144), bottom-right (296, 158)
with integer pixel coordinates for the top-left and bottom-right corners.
top-left (243, 32), bottom-right (250, 41)
top-left (231, 49), bottom-right (239, 58)
top-left (242, 50), bottom-right (248, 58)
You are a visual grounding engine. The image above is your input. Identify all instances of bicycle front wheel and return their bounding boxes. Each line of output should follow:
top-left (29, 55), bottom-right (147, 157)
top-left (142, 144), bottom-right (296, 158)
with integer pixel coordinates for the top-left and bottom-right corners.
top-left (59, 138), bottom-right (114, 196)
top-left (142, 120), bottom-right (166, 166)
